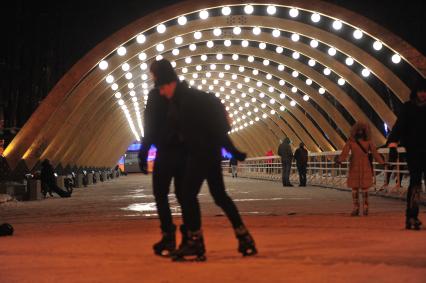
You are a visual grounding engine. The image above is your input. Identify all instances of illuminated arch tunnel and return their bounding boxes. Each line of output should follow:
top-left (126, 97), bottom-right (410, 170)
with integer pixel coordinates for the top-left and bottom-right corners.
top-left (3, 0), bottom-right (425, 172)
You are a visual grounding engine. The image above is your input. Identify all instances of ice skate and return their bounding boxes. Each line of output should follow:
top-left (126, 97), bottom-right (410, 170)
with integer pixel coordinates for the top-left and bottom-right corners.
top-left (235, 226), bottom-right (257, 257)
top-left (405, 186), bottom-right (422, 230)
top-left (153, 227), bottom-right (176, 257)
top-left (171, 230), bottom-right (206, 262)
top-left (351, 191), bottom-right (360, 216)
top-left (406, 217), bottom-right (422, 230)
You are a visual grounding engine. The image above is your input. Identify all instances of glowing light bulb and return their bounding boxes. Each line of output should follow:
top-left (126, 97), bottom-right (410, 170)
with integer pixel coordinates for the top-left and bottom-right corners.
top-left (177, 16), bottom-right (187, 25)
top-left (136, 34), bottom-right (146, 44)
top-left (156, 24), bottom-right (166, 34)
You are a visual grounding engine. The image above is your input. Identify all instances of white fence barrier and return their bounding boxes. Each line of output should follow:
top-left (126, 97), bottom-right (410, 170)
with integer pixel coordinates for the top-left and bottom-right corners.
top-left (222, 148), bottom-right (424, 200)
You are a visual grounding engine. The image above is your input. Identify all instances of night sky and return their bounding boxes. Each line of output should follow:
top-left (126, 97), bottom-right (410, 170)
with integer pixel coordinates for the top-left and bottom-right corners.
top-left (1, 0), bottom-right (425, 131)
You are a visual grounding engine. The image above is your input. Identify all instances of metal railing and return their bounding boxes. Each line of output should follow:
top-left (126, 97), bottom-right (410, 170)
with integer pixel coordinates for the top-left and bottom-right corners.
top-left (222, 148), bottom-right (420, 199)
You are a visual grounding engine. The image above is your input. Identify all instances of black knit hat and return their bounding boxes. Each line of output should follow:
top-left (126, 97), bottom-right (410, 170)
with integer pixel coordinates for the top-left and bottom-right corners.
top-left (150, 59), bottom-right (178, 87)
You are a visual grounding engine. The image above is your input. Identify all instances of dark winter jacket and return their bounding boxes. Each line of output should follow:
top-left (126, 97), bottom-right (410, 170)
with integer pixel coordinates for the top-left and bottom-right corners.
top-left (142, 88), bottom-right (182, 151)
top-left (294, 147), bottom-right (308, 167)
top-left (173, 81), bottom-right (234, 156)
top-left (387, 99), bottom-right (426, 153)
top-left (138, 88), bottom-right (183, 164)
top-left (40, 160), bottom-right (56, 185)
top-left (277, 139), bottom-right (293, 162)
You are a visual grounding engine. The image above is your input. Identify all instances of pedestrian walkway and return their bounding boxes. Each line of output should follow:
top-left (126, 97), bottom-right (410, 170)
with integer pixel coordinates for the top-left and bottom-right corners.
top-left (1, 174), bottom-right (425, 282)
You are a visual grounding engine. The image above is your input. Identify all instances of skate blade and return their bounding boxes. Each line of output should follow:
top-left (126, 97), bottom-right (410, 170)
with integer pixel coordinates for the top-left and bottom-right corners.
top-left (241, 248), bottom-right (258, 257)
top-left (154, 249), bottom-right (175, 257)
top-left (172, 255), bottom-right (206, 262)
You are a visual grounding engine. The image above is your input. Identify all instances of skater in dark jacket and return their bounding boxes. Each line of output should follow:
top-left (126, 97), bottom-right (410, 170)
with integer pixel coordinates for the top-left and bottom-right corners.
top-left (387, 80), bottom-right (426, 230)
top-left (150, 59), bottom-right (256, 261)
top-left (40, 159), bottom-right (72, 198)
top-left (138, 86), bottom-right (187, 257)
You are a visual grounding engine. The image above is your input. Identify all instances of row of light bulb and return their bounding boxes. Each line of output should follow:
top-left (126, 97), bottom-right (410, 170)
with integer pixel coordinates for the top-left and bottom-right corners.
top-left (120, 103), bottom-right (140, 142)
top-left (182, 74), bottom-right (310, 104)
top-left (100, 41), bottom-right (376, 98)
top-left (115, 87), bottom-right (144, 140)
top-left (149, 5), bottom-right (403, 59)
top-left (174, 61), bottom-right (329, 99)
top-left (106, 52), bottom-right (342, 106)
top-left (128, 26), bottom-right (402, 63)
top-left (99, 24), bottom-right (402, 89)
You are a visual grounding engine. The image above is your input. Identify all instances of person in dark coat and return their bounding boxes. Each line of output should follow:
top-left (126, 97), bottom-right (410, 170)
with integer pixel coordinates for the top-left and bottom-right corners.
top-left (40, 159), bottom-right (72, 198)
top-left (138, 86), bottom-right (187, 257)
top-left (277, 137), bottom-right (293, 186)
top-left (387, 80), bottom-right (426, 230)
top-left (294, 143), bottom-right (308, 187)
top-left (149, 59), bottom-right (256, 261)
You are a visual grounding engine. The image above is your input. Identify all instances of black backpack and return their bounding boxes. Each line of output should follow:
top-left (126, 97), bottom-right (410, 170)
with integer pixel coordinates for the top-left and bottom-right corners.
top-left (0, 223), bottom-right (14, 236)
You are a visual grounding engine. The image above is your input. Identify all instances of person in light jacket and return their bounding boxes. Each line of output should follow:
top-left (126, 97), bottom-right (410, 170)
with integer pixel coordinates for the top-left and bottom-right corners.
top-left (337, 122), bottom-right (384, 216)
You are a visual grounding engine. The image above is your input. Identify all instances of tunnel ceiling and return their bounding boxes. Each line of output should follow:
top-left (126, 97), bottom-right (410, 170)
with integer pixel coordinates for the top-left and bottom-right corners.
top-left (3, 0), bottom-right (426, 170)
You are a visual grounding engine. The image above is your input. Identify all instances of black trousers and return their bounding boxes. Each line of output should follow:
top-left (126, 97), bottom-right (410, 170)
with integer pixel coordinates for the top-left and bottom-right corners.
top-left (406, 151), bottom-right (426, 218)
top-left (181, 151), bottom-right (243, 232)
top-left (281, 161), bottom-right (292, 186)
top-left (297, 164), bottom-right (307, 186)
top-left (152, 147), bottom-right (186, 233)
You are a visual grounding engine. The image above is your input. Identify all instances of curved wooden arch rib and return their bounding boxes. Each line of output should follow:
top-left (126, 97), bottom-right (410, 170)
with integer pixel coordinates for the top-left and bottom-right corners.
top-left (47, 81), bottom-right (126, 168)
top-left (236, 130), bottom-right (260, 157)
top-left (237, 122), bottom-right (269, 155)
top-left (229, 133), bottom-right (254, 157)
top-left (41, 88), bottom-right (117, 169)
top-left (66, 105), bottom-right (127, 167)
top-left (58, 104), bottom-right (127, 168)
top-left (77, 101), bottom-right (138, 167)
top-left (244, 122), bottom-right (273, 155)
top-left (91, 122), bottom-right (133, 167)
top-left (235, 130), bottom-right (260, 157)
top-left (77, 113), bottom-right (133, 167)
top-left (253, 121), bottom-right (281, 153)
top-left (6, 0), bottom-right (423, 169)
